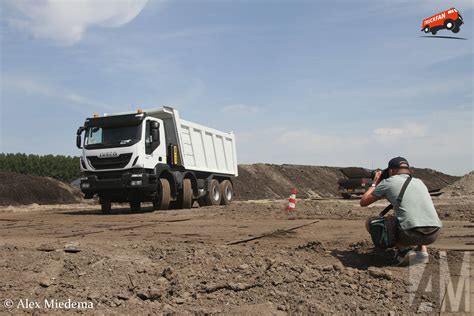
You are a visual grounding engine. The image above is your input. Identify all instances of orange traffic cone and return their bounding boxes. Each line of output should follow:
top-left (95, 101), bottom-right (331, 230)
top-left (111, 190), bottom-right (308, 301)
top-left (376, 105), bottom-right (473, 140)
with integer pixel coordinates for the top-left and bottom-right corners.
top-left (287, 188), bottom-right (297, 220)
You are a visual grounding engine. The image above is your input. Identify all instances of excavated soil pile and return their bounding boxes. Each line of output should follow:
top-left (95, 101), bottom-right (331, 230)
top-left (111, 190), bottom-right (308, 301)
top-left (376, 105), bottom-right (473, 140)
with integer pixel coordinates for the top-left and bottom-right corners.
top-left (0, 165), bottom-right (458, 205)
top-left (0, 172), bottom-right (82, 206)
top-left (234, 164), bottom-right (458, 200)
top-left (442, 171), bottom-right (474, 196)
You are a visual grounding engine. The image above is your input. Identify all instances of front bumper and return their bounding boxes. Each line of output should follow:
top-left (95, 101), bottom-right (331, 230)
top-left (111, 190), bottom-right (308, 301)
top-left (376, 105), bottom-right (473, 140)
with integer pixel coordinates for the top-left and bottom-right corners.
top-left (80, 171), bottom-right (156, 197)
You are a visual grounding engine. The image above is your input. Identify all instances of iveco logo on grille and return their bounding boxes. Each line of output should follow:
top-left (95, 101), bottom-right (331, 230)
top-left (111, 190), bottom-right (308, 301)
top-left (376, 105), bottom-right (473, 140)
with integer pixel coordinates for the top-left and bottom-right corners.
top-left (98, 152), bottom-right (119, 158)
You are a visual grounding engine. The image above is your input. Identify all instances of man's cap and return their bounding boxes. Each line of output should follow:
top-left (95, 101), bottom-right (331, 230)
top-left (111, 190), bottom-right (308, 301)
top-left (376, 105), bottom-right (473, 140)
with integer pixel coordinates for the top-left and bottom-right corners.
top-left (388, 157), bottom-right (410, 169)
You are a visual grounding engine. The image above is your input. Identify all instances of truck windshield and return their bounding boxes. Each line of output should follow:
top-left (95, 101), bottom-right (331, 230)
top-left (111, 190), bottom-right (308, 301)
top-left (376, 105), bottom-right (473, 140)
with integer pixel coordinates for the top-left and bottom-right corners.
top-left (85, 124), bottom-right (142, 148)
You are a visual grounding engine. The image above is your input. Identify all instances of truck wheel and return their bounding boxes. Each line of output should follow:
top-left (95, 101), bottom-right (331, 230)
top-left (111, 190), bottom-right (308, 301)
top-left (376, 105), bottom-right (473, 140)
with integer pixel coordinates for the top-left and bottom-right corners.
top-left (431, 29), bottom-right (437, 35)
top-left (130, 199), bottom-right (141, 212)
top-left (179, 179), bottom-right (193, 209)
top-left (341, 193), bottom-right (351, 199)
top-left (423, 26), bottom-right (430, 33)
top-left (452, 27), bottom-right (460, 33)
top-left (219, 180), bottom-right (234, 205)
top-left (444, 20), bottom-right (455, 30)
top-left (204, 179), bottom-right (221, 206)
top-left (100, 199), bottom-right (111, 213)
top-left (154, 178), bottom-right (171, 210)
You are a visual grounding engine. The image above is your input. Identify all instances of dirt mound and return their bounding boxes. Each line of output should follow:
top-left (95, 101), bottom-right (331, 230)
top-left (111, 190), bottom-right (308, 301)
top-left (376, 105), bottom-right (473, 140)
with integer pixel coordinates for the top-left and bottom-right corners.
top-left (234, 164), bottom-right (458, 200)
top-left (0, 171), bottom-right (83, 206)
top-left (442, 171), bottom-right (474, 196)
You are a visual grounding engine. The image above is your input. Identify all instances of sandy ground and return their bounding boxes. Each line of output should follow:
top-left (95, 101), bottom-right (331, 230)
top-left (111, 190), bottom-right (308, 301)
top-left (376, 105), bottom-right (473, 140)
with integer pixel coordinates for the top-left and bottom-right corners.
top-left (0, 196), bottom-right (472, 314)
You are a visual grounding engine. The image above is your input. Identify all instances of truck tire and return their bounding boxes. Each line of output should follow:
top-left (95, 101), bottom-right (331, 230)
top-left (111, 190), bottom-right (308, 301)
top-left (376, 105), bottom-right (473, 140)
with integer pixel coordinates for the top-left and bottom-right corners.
top-left (219, 180), bottom-right (234, 205)
top-left (444, 20), bottom-right (455, 30)
top-left (179, 179), bottom-right (193, 209)
top-left (204, 179), bottom-right (221, 206)
top-left (100, 199), bottom-right (111, 213)
top-left (154, 178), bottom-right (171, 210)
top-left (423, 26), bottom-right (430, 33)
top-left (431, 29), bottom-right (437, 35)
top-left (452, 27), bottom-right (460, 33)
top-left (130, 199), bottom-right (141, 212)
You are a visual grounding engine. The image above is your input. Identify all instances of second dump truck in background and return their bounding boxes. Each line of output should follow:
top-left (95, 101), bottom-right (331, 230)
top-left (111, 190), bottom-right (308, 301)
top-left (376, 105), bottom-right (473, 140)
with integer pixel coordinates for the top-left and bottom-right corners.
top-left (337, 167), bottom-right (373, 199)
top-left (76, 106), bottom-right (238, 213)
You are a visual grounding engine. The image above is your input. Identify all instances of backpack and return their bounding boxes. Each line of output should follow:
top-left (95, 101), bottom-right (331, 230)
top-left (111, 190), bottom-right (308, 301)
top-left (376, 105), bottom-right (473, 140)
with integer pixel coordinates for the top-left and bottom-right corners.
top-left (368, 176), bottom-right (412, 249)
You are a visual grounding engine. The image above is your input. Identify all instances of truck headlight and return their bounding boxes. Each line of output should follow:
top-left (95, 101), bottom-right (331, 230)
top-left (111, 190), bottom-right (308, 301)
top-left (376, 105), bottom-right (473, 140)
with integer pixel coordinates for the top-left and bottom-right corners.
top-left (131, 180), bottom-right (143, 186)
top-left (81, 182), bottom-right (90, 189)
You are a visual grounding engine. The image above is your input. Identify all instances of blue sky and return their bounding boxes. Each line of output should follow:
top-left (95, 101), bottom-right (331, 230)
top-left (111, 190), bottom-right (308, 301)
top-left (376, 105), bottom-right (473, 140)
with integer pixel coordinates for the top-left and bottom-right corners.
top-left (0, 0), bottom-right (472, 175)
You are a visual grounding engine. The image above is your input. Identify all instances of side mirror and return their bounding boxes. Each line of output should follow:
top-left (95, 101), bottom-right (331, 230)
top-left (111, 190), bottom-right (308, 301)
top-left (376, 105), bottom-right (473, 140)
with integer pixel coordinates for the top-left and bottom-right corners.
top-left (151, 122), bottom-right (160, 143)
top-left (76, 127), bottom-right (85, 149)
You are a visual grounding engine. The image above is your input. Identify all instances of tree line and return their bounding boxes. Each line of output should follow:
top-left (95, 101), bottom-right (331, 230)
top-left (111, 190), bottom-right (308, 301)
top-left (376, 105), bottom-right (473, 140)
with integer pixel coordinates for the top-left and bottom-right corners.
top-left (0, 153), bottom-right (81, 182)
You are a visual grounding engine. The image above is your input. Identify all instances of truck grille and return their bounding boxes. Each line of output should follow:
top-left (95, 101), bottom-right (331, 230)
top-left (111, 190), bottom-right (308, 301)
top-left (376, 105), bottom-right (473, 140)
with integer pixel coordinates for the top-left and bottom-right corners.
top-left (87, 153), bottom-right (132, 170)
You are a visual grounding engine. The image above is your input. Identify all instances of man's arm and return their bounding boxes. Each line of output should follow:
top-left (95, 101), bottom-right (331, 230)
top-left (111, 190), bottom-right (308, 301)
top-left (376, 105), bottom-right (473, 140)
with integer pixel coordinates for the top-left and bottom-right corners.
top-left (360, 170), bottom-right (382, 207)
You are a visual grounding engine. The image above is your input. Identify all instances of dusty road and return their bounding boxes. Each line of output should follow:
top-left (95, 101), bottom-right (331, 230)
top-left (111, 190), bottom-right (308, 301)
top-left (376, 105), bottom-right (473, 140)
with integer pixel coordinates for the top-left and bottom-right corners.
top-left (0, 197), bottom-right (472, 314)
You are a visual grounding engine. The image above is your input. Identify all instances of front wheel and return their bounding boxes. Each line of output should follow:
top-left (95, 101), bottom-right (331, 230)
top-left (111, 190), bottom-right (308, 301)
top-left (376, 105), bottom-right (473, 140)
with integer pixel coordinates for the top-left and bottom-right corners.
top-left (154, 178), bottom-right (171, 210)
top-left (219, 180), bottom-right (234, 205)
top-left (423, 26), bottom-right (430, 33)
top-left (452, 27), bottom-right (460, 33)
top-left (444, 20), bottom-right (455, 30)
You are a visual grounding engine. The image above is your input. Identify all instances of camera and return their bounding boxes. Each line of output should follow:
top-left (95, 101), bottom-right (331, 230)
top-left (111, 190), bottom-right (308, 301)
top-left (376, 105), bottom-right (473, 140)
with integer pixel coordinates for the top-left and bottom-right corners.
top-left (371, 168), bottom-right (390, 181)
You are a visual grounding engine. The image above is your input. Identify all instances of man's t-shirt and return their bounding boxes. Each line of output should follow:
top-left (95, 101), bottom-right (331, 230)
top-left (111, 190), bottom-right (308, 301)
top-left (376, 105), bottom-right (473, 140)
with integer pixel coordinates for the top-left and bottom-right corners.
top-left (372, 174), bottom-right (442, 230)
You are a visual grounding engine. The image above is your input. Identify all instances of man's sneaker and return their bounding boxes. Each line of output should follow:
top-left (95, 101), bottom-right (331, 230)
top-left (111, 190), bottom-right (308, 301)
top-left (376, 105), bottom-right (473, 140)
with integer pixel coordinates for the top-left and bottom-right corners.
top-left (413, 251), bottom-right (429, 265)
top-left (394, 247), bottom-right (416, 266)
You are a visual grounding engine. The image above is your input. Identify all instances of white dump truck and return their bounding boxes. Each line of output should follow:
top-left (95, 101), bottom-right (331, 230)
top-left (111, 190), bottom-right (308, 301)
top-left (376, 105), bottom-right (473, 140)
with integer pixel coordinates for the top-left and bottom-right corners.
top-left (76, 106), bottom-right (238, 213)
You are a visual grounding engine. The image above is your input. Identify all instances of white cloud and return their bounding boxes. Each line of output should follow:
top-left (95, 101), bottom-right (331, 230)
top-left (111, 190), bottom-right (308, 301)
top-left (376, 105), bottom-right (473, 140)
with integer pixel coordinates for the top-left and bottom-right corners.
top-left (5, 0), bottom-right (150, 45)
top-left (373, 122), bottom-right (427, 142)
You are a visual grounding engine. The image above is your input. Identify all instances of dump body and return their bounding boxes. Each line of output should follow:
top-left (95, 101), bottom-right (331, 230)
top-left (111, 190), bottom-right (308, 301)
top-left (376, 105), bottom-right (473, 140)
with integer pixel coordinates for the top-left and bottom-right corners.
top-left (145, 107), bottom-right (237, 176)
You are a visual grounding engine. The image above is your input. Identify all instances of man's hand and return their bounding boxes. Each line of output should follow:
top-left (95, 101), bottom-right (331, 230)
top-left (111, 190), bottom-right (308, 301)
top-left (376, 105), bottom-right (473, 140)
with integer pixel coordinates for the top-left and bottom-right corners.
top-left (373, 169), bottom-right (382, 186)
top-left (360, 170), bottom-right (382, 207)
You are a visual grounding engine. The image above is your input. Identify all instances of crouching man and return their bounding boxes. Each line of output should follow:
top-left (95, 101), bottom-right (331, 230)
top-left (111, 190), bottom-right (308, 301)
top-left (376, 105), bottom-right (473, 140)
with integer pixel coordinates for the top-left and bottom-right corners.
top-left (360, 157), bottom-right (442, 265)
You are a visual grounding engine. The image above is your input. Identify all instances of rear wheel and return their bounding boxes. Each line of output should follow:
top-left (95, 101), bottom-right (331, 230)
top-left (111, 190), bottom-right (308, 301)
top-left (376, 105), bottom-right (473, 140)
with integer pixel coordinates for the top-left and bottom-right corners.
top-left (452, 27), bottom-right (460, 33)
top-left (204, 179), bottom-right (221, 206)
top-left (431, 29), bottom-right (437, 35)
top-left (100, 198), bottom-right (111, 213)
top-left (154, 178), bottom-right (171, 210)
top-left (130, 199), bottom-right (141, 212)
top-left (179, 179), bottom-right (193, 209)
top-left (219, 180), bottom-right (234, 205)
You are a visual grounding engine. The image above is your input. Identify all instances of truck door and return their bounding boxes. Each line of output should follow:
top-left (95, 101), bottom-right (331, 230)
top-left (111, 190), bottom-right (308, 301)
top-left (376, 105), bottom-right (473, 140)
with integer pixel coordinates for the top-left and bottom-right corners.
top-left (144, 119), bottom-right (166, 168)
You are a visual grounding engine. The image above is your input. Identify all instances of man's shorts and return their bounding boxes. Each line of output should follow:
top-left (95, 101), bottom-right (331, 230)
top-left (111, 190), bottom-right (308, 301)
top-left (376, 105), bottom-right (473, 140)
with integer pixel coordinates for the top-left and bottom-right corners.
top-left (366, 215), bottom-right (441, 247)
